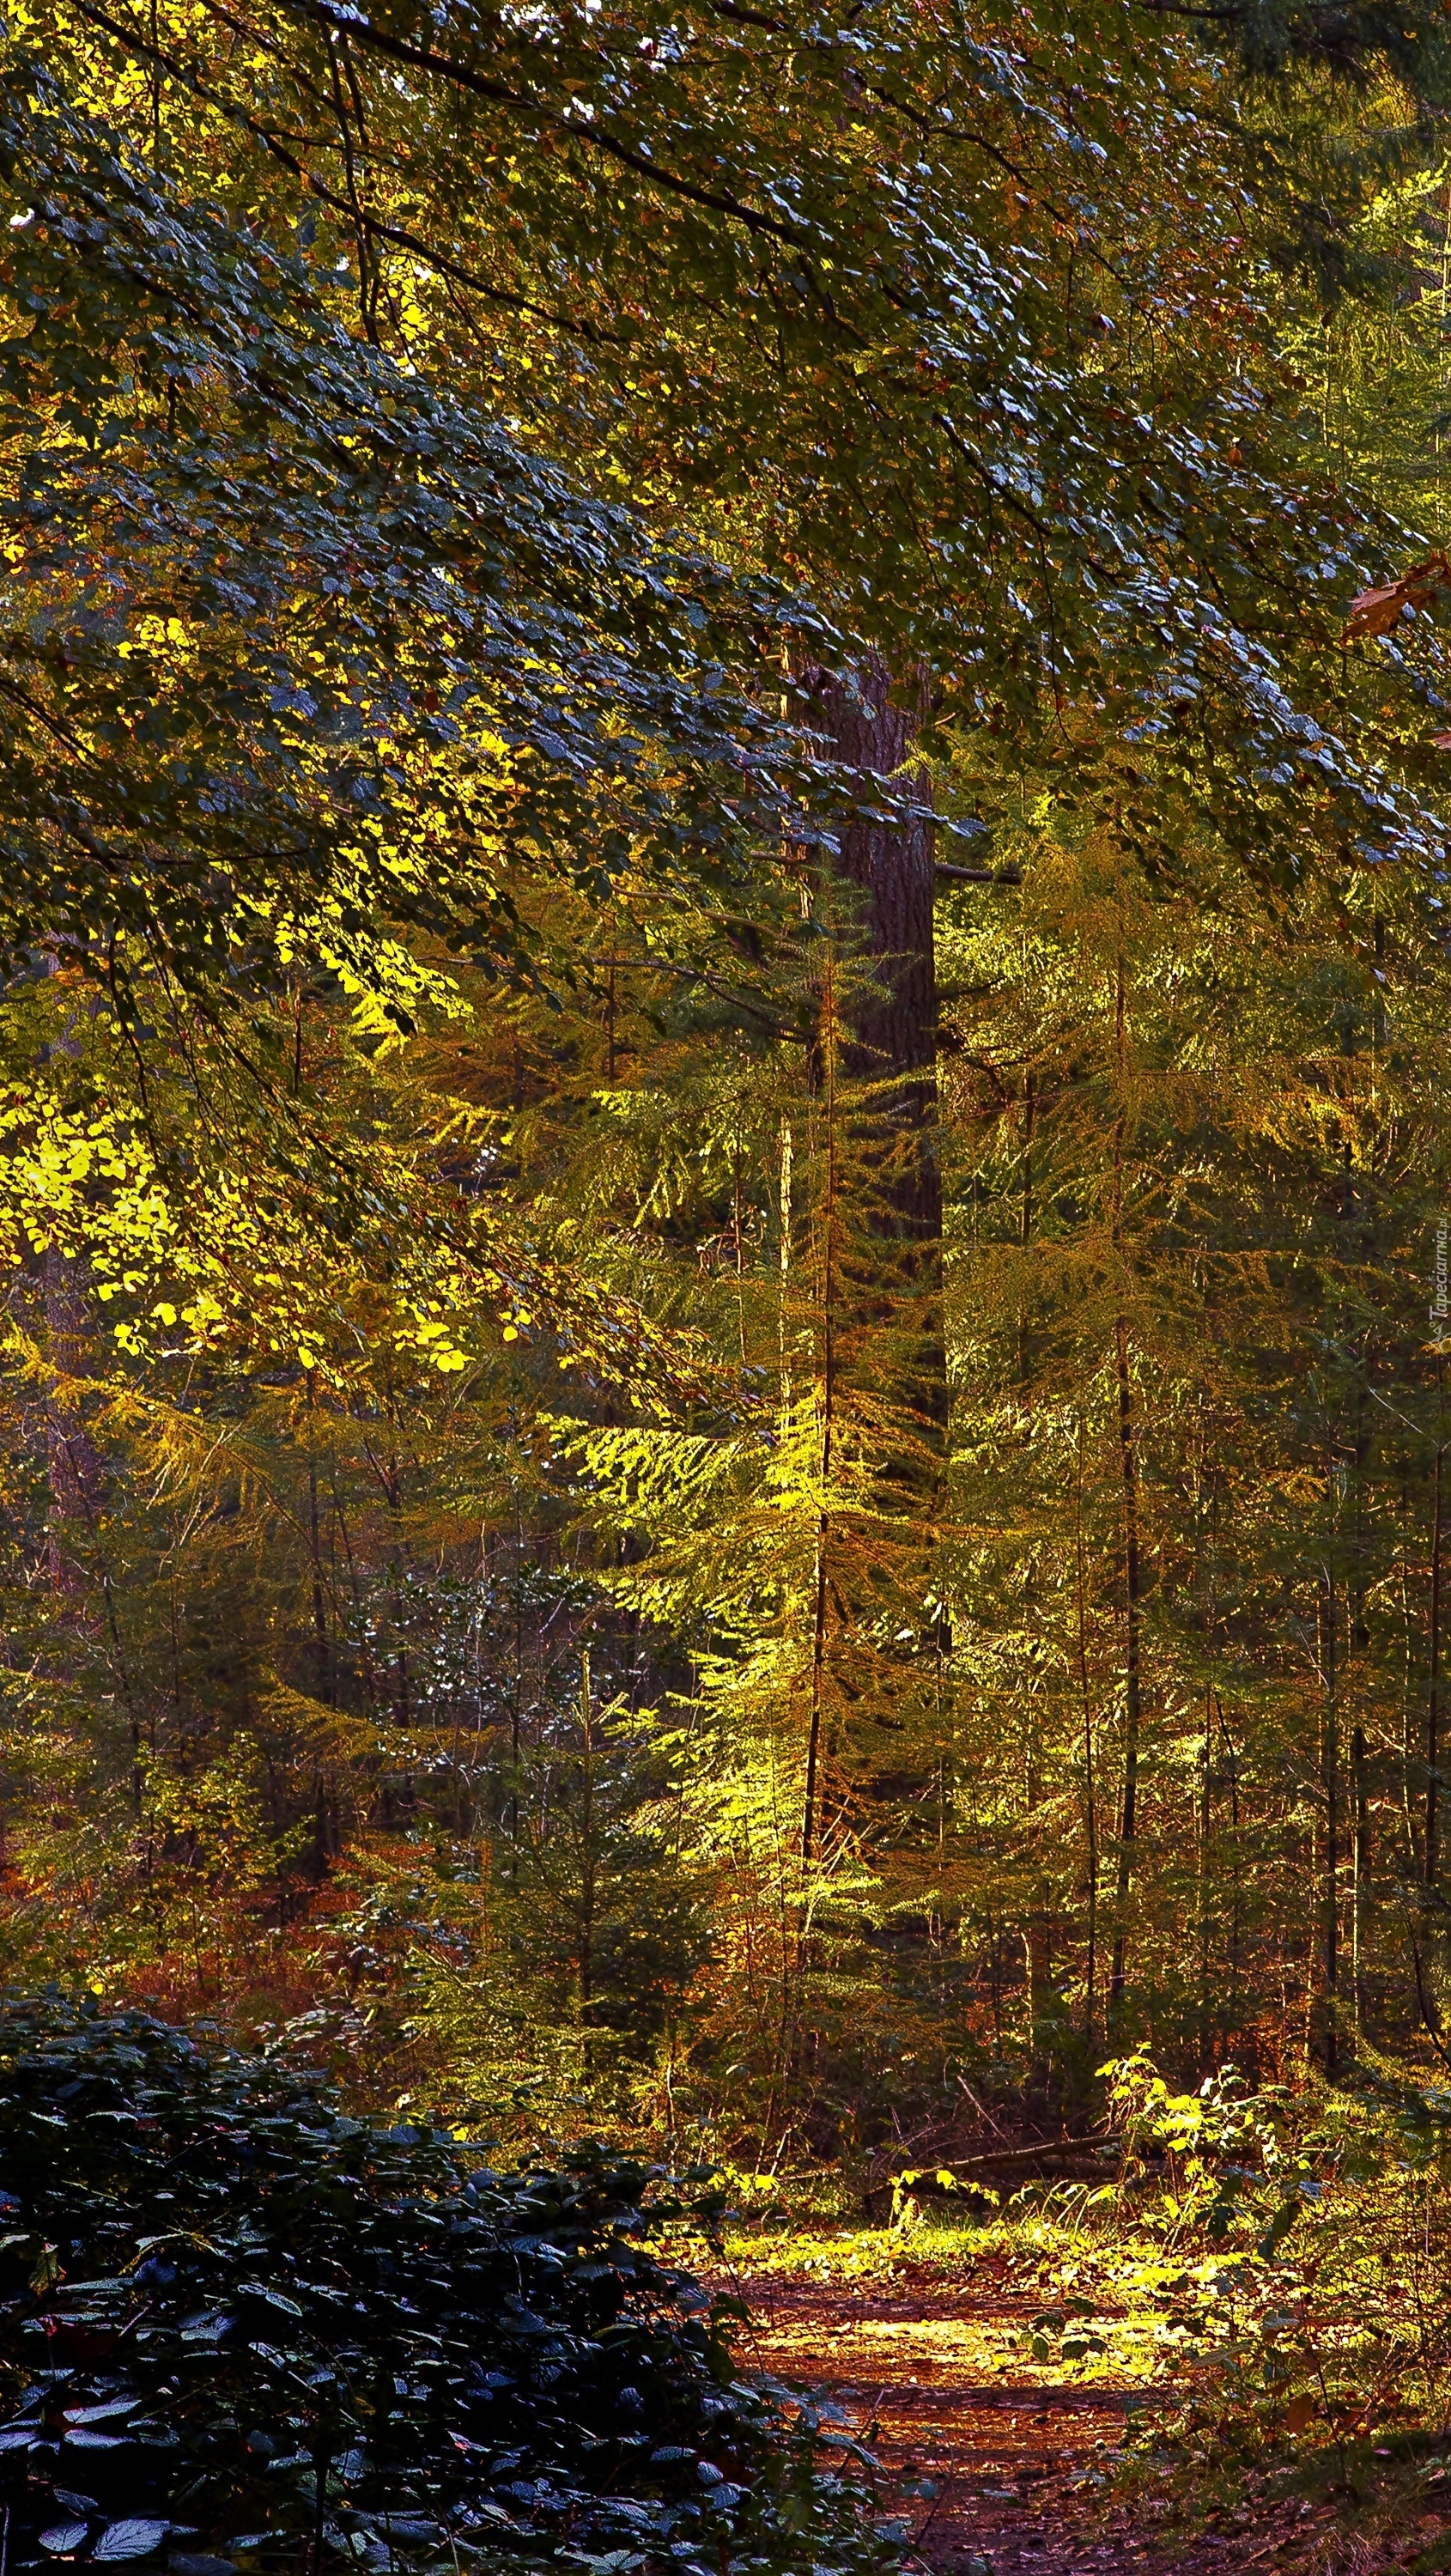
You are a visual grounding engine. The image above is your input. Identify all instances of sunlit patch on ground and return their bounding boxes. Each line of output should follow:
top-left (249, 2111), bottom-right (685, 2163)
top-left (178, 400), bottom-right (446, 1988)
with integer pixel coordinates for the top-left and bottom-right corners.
top-left (706, 2239), bottom-right (1428, 2576)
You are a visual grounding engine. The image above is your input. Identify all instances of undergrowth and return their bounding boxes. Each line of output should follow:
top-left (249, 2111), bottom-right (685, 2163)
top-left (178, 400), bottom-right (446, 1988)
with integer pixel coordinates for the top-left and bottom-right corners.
top-left (15, 1999), bottom-right (1451, 2576)
top-left (0, 1996), bottom-right (898, 2576)
top-left (708, 2052), bottom-right (1451, 2561)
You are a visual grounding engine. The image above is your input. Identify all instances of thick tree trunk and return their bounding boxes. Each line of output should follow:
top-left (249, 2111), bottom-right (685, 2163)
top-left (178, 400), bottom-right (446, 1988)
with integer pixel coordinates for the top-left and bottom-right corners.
top-left (808, 659), bottom-right (941, 1248)
top-left (797, 661), bottom-right (946, 1857)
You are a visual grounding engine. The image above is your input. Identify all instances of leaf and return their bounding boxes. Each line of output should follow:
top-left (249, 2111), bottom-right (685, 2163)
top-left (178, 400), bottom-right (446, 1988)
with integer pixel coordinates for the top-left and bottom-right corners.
top-left (1256, 2196), bottom-right (1302, 2260)
top-left (1344, 580), bottom-right (1416, 638)
top-left (39, 2529), bottom-right (91, 2556)
top-left (1344, 552), bottom-right (1451, 640)
top-left (28, 2239), bottom-right (61, 2292)
top-left (94, 2524), bottom-right (171, 2561)
top-left (1283, 2396), bottom-right (1318, 2434)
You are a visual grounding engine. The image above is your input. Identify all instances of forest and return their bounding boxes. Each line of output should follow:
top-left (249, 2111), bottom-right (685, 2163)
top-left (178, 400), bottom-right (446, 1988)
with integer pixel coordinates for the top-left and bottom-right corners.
top-left (13, 0), bottom-right (1451, 2567)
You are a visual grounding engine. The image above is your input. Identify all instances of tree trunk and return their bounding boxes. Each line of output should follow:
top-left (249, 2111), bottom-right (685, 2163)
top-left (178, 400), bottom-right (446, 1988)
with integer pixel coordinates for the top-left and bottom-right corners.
top-left (1352, 1722), bottom-right (1368, 2036)
top-left (1429, 1409), bottom-right (1444, 1897)
top-left (1320, 1570), bottom-right (1340, 2076)
top-left (1108, 1308), bottom-right (1141, 2026)
top-left (38, 965), bottom-right (104, 1590)
top-left (808, 659), bottom-right (941, 1256)
top-left (795, 661), bottom-right (945, 1859)
top-left (1107, 952), bottom-right (1140, 2028)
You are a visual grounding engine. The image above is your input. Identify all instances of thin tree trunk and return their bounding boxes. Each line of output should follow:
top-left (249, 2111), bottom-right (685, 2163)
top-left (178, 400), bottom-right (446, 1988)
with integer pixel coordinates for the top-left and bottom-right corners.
top-left (1352, 1722), bottom-right (1368, 2037)
top-left (578, 1649), bottom-right (596, 2076)
top-left (39, 963), bottom-right (104, 1594)
top-left (1018, 1070), bottom-right (1035, 1391)
top-left (306, 1375), bottom-right (333, 1712)
top-left (1429, 1389), bottom-right (1444, 1899)
top-left (1414, 1385), bottom-right (1447, 2053)
top-left (1074, 1413), bottom-right (1098, 2038)
top-left (803, 960), bottom-right (841, 1869)
top-left (1320, 1571), bottom-right (1340, 2075)
top-left (1108, 952), bottom-right (1139, 2026)
top-left (1108, 1308), bottom-right (1141, 2026)
top-left (1198, 1701), bottom-right (1212, 2071)
top-left (1219, 1698), bottom-right (1242, 2039)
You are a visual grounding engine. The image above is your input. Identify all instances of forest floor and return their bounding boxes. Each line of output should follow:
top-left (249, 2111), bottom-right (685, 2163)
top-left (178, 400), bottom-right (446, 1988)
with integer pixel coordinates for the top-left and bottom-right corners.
top-left (712, 2247), bottom-right (1393, 2576)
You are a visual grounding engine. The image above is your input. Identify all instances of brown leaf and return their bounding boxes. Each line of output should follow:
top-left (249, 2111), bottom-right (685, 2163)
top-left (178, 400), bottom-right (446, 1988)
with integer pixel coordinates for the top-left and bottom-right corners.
top-left (1431, 732), bottom-right (1451, 749)
top-left (1345, 581), bottom-right (1417, 638)
top-left (1282, 2395), bottom-right (1318, 2434)
top-left (1345, 552), bottom-right (1451, 641)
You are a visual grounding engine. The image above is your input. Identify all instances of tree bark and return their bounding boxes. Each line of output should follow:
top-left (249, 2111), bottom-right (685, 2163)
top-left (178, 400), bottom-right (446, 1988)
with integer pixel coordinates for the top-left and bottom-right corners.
top-left (1108, 1308), bottom-right (1141, 2026)
top-left (1429, 1406), bottom-right (1444, 1896)
top-left (807, 659), bottom-right (940, 1252)
top-left (797, 660), bottom-right (946, 1850)
top-left (1320, 1571), bottom-right (1340, 2076)
top-left (1107, 952), bottom-right (1139, 2027)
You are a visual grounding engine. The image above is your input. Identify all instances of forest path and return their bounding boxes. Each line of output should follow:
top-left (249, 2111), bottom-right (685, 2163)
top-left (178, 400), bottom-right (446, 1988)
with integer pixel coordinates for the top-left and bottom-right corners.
top-left (717, 2257), bottom-right (1307, 2576)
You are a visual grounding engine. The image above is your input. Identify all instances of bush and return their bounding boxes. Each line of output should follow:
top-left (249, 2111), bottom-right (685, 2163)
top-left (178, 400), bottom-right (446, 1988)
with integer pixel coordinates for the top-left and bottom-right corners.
top-left (0, 1998), bottom-right (895, 2576)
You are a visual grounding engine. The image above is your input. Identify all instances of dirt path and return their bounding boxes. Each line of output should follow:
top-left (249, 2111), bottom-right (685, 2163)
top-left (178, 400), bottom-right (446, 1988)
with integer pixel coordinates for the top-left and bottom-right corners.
top-left (717, 2260), bottom-right (1309, 2576)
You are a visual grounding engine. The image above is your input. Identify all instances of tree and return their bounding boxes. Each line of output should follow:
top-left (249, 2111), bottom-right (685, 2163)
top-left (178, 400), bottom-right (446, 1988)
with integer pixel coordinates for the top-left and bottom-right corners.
top-left (10, 0), bottom-right (1451, 2166)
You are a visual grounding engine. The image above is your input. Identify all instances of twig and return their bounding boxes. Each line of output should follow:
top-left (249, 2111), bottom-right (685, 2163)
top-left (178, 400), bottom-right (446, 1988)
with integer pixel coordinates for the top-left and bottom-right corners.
top-left (899, 2130), bottom-right (1113, 2181)
top-left (955, 2075), bottom-right (1012, 2142)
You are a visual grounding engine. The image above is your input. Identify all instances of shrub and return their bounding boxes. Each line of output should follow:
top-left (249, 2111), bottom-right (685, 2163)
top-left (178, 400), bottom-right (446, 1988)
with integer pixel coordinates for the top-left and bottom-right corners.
top-left (0, 1998), bottom-right (894, 2576)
